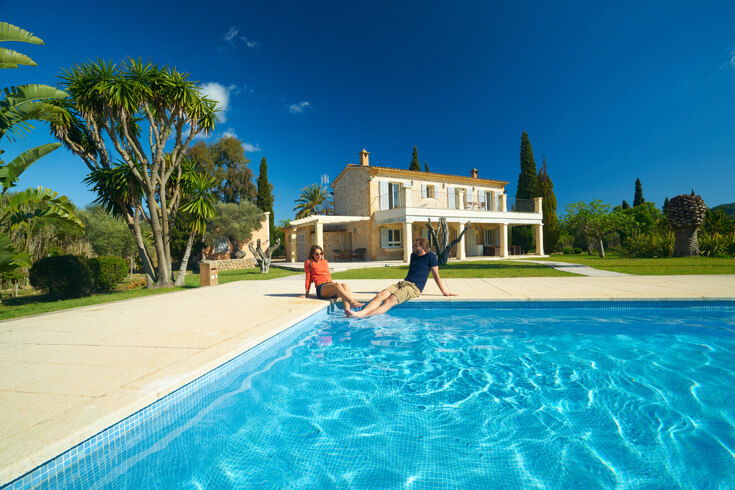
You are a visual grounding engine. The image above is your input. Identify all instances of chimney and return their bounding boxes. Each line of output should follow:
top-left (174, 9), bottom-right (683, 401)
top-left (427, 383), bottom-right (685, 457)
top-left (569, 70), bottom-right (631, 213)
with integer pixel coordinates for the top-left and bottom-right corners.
top-left (359, 149), bottom-right (370, 166)
top-left (470, 168), bottom-right (478, 178)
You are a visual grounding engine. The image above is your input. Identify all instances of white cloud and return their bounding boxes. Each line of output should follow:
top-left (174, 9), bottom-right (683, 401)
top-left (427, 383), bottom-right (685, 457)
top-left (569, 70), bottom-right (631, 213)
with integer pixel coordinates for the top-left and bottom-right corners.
top-left (240, 36), bottom-right (259, 48)
top-left (222, 128), bottom-right (238, 139)
top-left (200, 82), bottom-right (236, 123)
top-left (224, 27), bottom-right (239, 42)
top-left (730, 51), bottom-right (735, 68)
top-left (288, 101), bottom-right (311, 114)
top-left (242, 142), bottom-right (262, 152)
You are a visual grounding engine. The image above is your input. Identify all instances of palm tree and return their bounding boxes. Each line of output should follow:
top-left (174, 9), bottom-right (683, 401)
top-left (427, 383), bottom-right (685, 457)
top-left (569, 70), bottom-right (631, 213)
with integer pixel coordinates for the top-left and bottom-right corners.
top-left (293, 183), bottom-right (333, 219)
top-left (174, 161), bottom-right (216, 286)
top-left (51, 58), bottom-right (218, 288)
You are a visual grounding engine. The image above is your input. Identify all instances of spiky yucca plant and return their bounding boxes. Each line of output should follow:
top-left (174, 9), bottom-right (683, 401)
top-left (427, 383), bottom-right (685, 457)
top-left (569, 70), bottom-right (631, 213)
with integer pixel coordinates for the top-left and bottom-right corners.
top-left (667, 194), bottom-right (706, 257)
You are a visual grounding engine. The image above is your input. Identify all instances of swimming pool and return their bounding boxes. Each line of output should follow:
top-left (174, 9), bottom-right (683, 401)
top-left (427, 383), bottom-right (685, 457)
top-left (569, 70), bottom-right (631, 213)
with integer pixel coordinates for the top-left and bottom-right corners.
top-left (7, 301), bottom-right (735, 488)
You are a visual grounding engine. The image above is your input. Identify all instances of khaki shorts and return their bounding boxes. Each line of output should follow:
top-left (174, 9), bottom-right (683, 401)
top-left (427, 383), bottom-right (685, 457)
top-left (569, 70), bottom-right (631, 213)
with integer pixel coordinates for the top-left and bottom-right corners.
top-left (386, 281), bottom-right (420, 304)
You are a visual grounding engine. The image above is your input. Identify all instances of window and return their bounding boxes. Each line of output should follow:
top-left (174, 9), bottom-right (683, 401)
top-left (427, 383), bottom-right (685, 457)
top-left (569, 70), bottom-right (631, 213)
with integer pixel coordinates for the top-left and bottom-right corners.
top-left (381, 228), bottom-right (402, 248)
top-left (484, 229), bottom-right (497, 245)
top-left (389, 183), bottom-right (404, 209)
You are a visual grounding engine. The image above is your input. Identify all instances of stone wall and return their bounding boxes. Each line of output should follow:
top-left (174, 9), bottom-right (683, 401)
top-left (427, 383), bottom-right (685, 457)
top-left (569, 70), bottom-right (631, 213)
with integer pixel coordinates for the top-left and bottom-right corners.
top-left (201, 258), bottom-right (257, 271)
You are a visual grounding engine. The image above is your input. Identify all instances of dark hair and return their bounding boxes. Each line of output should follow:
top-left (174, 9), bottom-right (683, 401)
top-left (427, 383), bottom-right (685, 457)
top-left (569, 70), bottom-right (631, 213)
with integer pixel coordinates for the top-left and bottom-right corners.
top-left (309, 245), bottom-right (324, 261)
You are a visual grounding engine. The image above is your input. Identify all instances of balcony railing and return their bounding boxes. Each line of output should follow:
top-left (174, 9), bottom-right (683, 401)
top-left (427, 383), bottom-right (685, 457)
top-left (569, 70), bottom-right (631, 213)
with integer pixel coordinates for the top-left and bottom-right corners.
top-left (377, 190), bottom-right (537, 213)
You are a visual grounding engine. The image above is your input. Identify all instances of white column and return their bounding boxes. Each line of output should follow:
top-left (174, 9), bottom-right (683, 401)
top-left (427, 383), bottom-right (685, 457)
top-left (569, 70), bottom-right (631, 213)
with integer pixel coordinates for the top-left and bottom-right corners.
top-left (458, 222), bottom-right (467, 261)
top-left (289, 228), bottom-right (297, 263)
top-left (403, 221), bottom-right (413, 263)
top-left (500, 223), bottom-right (508, 258)
top-left (499, 194), bottom-right (507, 212)
top-left (535, 224), bottom-right (544, 256)
top-left (315, 222), bottom-right (324, 249)
top-left (534, 197), bottom-right (543, 214)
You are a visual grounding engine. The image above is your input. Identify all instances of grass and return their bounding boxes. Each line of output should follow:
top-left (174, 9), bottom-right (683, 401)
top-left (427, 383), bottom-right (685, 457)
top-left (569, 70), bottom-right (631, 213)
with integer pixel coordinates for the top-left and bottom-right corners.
top-left (332, 260), bottom-right (575, 280)
top-left (0, 268), bottom-right (300, 321)
top-left (535, 253), bottom-right (735, 275)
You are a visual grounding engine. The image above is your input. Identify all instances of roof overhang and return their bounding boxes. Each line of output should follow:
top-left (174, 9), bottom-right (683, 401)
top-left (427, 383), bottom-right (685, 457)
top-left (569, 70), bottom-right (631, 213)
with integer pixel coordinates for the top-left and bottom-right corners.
top-left (288, 215), bottom-right (370, 228)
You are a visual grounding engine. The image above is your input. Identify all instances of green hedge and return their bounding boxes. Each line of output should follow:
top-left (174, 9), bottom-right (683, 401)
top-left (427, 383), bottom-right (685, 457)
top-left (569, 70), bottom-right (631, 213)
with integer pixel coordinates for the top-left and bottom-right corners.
top-left (30, 255), bottom-right (93, 299)
top-left (88, 256), bottom-right (127, 291)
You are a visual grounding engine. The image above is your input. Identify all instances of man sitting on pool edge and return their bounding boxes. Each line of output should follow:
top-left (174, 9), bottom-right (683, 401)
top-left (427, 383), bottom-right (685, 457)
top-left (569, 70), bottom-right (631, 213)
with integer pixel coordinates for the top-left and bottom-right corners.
top-left (346, 237), bottom-right (457, 318)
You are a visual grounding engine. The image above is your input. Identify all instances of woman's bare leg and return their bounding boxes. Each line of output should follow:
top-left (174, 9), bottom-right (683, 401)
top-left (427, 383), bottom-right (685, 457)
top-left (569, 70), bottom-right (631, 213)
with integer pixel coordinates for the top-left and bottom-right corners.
top-left (318, 283), bottom-right (363, 310)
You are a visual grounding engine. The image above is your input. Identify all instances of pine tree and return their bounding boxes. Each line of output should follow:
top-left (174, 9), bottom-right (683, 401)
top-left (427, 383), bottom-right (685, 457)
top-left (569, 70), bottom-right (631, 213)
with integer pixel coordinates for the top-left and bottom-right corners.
top-left (622, 200), bottom-right (631, 209)
top-left (633, 178), bottom-right (644, 207)
top-left (424, 161), bottom-right (430, 172)
top-left (513, 132), bottom-right (538, 252)
top-left (535, 156), bottom-right (559, 253)
top-left (256, 157), bottom-right (275, 241)
top-left (409, 146), bottom-right (421, 171)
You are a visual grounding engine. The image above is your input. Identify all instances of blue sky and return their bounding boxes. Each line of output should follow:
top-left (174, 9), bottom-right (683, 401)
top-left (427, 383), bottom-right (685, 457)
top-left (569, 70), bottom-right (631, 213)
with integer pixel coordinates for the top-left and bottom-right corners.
top-left (3, 0), bottom-right (734, 224)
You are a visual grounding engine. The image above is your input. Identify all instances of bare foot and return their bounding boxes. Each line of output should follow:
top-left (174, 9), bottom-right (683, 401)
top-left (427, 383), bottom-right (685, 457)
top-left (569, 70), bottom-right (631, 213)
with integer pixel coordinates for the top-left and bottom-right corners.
top-left (345, 309), bottom-right (364, 318)
top-left (351, 301), bottom-right (365, 308)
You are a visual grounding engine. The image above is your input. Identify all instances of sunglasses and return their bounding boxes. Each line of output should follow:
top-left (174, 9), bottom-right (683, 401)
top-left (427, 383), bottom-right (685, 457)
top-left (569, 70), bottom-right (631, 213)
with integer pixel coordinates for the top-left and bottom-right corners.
top-left (314, 252), bottom-right (323, 256)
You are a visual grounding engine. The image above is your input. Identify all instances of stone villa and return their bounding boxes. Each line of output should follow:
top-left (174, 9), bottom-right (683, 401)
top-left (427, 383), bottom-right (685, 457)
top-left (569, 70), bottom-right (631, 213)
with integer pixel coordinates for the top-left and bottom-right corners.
top-left (285, 149), bottom-right (544, 263)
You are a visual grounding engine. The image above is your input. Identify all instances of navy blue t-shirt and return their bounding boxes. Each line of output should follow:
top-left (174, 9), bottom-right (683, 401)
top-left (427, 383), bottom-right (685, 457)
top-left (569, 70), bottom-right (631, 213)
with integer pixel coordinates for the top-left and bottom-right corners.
top-left (404, 252), bottom-right (438, 292)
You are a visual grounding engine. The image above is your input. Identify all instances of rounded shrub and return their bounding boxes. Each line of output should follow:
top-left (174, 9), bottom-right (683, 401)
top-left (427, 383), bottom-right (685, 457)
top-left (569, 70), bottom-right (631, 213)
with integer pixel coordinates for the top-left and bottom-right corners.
top-left (88, 256), bottom-right (128, 291)
top-left (573, 247), bottom-right (583, 254)
top-left (29, 255), bottom-right (93, 299)
top-left (562, 247), bottom-right (574, 255)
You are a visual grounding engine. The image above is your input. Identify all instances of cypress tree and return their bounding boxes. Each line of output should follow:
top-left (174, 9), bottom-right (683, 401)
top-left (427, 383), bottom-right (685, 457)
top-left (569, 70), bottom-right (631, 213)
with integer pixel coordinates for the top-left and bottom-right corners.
top-left (513, 132), bottom-right (538, 252)
top-left (535, 156), bottom-right (559, 253)
top-left (663, 197), bottom-right (669, 216)
top-left (516, 132), bottom-right (538, 201)
top-left (409, 146), bottom-right (421, 171)
top-left (622, 200), bottom-right (631, 209)
top-left (633, 178), bottom-right (644, 207)
top-left (256, 157), bottom-right (275, 241)
top-left (424, 161), bottom-right (430, 172)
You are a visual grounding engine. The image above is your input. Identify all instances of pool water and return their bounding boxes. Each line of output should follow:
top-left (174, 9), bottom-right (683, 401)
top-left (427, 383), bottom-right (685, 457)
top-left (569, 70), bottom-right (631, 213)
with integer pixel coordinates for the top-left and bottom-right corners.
top-left (9, 301), bottom-right (735, 489)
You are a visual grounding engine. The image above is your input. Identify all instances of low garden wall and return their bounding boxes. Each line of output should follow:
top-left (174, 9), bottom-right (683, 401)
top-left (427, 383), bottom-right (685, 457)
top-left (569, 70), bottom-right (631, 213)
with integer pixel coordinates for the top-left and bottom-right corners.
top-left (201, 258), bottom-right (257, 271)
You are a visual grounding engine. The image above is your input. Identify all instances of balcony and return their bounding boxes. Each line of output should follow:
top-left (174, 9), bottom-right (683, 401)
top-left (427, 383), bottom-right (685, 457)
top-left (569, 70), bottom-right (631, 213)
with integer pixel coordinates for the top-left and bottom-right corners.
top-left (372, 190), bottom-right (541, 225)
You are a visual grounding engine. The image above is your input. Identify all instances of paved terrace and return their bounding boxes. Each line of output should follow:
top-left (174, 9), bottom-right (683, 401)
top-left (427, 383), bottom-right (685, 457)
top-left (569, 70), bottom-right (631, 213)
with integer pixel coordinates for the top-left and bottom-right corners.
top-left (2, 273), bottom-right (735, 484)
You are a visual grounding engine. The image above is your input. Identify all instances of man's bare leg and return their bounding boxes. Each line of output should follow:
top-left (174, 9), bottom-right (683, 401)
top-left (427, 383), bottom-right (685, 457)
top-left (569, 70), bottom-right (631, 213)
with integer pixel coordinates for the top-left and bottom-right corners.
top-left (346, 289), bottom-right (397, 318)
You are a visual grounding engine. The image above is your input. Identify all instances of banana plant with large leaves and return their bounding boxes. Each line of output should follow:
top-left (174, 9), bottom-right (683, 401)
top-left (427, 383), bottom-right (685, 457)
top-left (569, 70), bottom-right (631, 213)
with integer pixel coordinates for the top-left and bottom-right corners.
top-left (0, 21), bottom-right (43, 69)
top-left (0, 22), bottom-right (82, 283)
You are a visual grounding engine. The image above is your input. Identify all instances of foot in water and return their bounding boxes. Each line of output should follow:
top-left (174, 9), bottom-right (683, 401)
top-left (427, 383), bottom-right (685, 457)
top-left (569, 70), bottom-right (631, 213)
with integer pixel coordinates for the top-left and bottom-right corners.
top-left (345, 308), bottom-right (365, 318)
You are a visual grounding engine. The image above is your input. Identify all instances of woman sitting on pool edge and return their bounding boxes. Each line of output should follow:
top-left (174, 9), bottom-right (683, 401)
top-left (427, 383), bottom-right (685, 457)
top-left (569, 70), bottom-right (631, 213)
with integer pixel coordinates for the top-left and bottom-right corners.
top-left (300, 245), bottom-right (364, 311)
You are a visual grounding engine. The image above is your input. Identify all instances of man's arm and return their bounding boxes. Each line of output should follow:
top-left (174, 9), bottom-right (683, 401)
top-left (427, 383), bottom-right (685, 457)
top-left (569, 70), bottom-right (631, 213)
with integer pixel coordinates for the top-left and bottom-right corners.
top-left (431, 266), bottom-right (458, 296)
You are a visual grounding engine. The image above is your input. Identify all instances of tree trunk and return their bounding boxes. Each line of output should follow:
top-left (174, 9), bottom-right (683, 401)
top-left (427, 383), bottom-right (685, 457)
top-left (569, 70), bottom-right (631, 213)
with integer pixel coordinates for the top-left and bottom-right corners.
top-left (674, 226), bottom-right (699, 257)
top-left (597, 237), bottom-right (605, 258)
top-left (425, 218), bottom-right (471, 265)
top-left (248, 238), bottom-right (281, 273)
top-left (174, 233), bottom-right (195, 287)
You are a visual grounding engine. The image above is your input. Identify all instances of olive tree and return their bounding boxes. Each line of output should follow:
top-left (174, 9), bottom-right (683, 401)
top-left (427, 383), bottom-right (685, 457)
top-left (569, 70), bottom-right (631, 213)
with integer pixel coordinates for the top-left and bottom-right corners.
top-left (51, 59), bottom-right (217, 288)
top-left (564, 200), bottom-right (634, 258)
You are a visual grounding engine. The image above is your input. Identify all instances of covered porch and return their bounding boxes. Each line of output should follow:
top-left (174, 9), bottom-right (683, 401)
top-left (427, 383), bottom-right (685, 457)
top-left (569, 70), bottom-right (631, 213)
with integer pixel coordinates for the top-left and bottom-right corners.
top-left (375, 218), bottom-right (545, 263)
top-left (285, 215), bottom-right (371, 263)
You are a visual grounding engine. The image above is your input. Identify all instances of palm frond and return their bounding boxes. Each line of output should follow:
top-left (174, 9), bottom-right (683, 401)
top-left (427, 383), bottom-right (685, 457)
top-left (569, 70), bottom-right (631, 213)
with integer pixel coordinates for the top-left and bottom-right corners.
top-left (0, 186), bottom-right (83, 232)
top-left (1, 142), bottom-right (61, 191)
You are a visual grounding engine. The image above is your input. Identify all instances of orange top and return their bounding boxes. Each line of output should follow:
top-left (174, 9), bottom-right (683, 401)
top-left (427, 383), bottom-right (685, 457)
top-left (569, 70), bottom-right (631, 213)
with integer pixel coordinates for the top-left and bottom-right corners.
top-left (304, 258), bottom-right (332, 291)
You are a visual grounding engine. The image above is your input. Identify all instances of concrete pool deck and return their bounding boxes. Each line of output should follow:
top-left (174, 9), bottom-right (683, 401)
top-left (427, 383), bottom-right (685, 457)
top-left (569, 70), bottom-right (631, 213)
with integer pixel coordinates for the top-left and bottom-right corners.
top-left (1, 274), bottom-right (734, 485)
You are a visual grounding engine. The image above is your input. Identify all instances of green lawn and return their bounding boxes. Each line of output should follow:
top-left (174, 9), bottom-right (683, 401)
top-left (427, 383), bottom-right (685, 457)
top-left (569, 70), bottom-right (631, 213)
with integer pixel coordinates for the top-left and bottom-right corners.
top-left (332, 260), bottom-right (575, 280)
top-left (0, 268), bottom-right (300, 321)
top-left (535, 254), bottom-right (735, 275)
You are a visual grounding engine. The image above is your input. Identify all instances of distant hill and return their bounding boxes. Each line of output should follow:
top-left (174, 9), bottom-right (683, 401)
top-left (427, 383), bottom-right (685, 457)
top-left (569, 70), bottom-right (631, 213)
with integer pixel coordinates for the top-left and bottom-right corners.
top-left (712, 203), bottom-right (735, 219)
